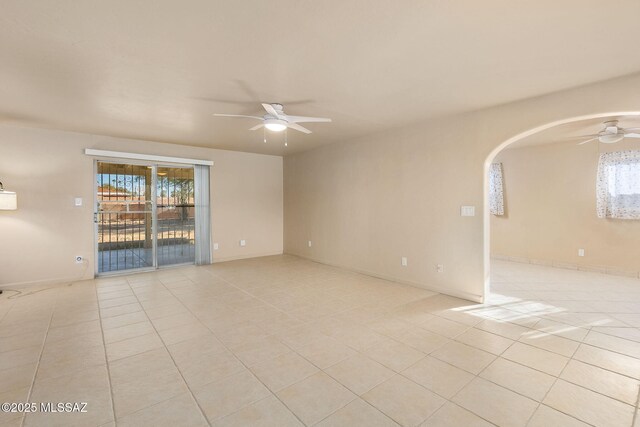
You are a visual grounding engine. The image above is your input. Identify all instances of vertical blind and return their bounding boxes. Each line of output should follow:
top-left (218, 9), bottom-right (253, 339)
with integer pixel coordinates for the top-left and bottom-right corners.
top-left (194, 165), bottom-right (212, 265)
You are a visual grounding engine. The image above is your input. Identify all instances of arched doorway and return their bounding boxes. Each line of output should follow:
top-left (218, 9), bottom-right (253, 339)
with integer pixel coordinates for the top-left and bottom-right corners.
top-left (483, 111), bottom-right (640, 301)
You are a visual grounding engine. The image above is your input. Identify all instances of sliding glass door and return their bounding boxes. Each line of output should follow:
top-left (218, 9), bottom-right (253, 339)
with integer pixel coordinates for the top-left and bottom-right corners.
top-left (96, 161), bottom-right (196, 274)
top-left (156, 166), bottom-right (195, 266)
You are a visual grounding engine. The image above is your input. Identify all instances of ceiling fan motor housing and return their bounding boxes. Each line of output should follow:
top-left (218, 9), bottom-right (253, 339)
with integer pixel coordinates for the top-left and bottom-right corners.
top-left (604, 120), bottom-right (619, 134)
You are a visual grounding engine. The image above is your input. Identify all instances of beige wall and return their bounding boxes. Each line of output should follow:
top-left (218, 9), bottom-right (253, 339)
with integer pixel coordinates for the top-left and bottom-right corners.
top-left (0, 126), bottom-right (283, 286)
top-left (284, 73), bottom-right (640, 302)
top-left (491, 140), bottom-right (640, 276)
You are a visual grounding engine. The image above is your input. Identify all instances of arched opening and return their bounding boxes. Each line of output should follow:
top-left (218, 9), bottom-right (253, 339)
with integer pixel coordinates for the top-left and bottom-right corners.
top-left (483, 111), bottom-right (640, 302)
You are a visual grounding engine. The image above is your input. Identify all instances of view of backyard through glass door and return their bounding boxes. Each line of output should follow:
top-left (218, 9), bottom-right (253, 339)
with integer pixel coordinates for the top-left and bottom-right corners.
top-left (96, 161), bottom-right (195, 274)
top-left (156, 166), bottom-right (196, 266)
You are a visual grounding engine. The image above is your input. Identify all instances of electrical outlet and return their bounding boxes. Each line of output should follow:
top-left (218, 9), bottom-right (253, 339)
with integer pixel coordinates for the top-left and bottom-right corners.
top-left (401, 257), bottom-right (408, 267)
top-left (578, 248), bottom-right (585, 257)
top-left (75, 255), bottom-right (83, 264)
top-left (74, 197), bottom-right (83, 207)
top-left (308, 240), bottom-right (312, 248)
top-left (213, 243), bottom-right (219, 250)
top-left (239, 239), bottom-right (246, 247)
top-left (436, 264), bottom-right (444, 273)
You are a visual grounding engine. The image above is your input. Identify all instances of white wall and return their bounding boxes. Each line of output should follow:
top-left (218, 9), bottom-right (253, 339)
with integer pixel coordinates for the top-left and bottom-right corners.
top-left (284, 73), bottom-right (640, 302)
top-left (0, 126), bottom-right (283, 286)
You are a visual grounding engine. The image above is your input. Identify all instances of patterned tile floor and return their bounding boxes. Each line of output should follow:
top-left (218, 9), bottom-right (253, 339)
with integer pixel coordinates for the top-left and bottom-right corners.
top-left (0, 256), bottom-right (639, 426)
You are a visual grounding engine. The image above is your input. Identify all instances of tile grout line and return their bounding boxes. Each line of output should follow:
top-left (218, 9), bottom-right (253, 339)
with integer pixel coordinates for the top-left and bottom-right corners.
top-left (153, 274), bottom-right (288, 411)
top-left (122, 275), bottom-right (213, 427)
top-left (423, 401), bottom-right (500, 427)
top-left (523, 343), bottom-right (595, 427)
top-left (0, 295), bottom-right (15, 324)
top-left (166, 268), bottom-right (312, 427)
top-left (288, 300), bottom-right (495, 424)
top-left (203, 268), bottom-right (474, 425)
top-left (498, 327), bottom-right (640, 384)
top-left (439, 338), bottom-right (522, 427)
top-left (571, 342), bottom-right (640, 380)
top-left (494, 287), bottom-right (640, 424)
top-left (19, 289), bottom-right (59, 427)
top-left (284, 313), bottom-right (447, 425)
top-left (0, 292), bottom-right (31, 427)
top-left (632, 384), bottom-right (640, 427)
top-left (322, 397), bottom-right (402, 427)
top-left (413, 321), bottom-right (620, 426)
top-left (308, 372), bottom-right (410, 427)
top-left (96, 277), bottom-right (127, 427)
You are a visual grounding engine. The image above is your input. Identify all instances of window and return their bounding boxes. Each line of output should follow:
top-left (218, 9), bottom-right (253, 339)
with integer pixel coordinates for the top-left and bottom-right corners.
top-left (489, 162), bottom-right (504, 215)
top-left (596, 150), bottom-right (640, 219)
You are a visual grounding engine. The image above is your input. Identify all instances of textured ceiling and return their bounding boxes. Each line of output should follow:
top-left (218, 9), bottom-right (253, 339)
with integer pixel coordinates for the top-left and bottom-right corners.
top-left (1, 0), bottom-right (640, 155)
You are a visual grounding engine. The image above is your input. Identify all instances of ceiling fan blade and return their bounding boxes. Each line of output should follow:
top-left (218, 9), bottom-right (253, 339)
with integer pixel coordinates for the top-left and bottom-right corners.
top-left (213, 114), bottom-right (263, 120)
top-left (565, 134), bottom-right (599, 140)
top-left (625, 133), bottom-right (640, 138)
top-left (286, 115), bottom-right (332, 124)
top-left (577, 137), bottom-right (598, 146)
top-left (287, 123), bottom-right (312, 134)
top-left (249, 124), bottom-right (264, 131)
top-left (262, 103), bottom-right (282, 119)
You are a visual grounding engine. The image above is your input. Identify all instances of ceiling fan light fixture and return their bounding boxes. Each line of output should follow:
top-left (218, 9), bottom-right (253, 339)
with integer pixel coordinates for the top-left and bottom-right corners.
top-left (264, 119), bottom-right (287, 132)
top-left (599, 133), bottom-right (625, 144)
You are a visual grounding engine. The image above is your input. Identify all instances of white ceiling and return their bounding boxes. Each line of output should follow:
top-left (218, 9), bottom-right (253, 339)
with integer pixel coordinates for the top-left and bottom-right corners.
top-left (1, 1), bottom-right (640, 155)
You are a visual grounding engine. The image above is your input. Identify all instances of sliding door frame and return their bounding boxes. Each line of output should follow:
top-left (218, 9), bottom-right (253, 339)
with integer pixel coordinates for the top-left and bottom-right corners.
top-left (93, 158), bottom-right (196, 277)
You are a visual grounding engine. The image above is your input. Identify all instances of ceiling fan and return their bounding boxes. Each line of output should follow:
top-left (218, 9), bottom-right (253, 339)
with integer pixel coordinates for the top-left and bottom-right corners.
top-left (575, 120), bottom-right (640, 145)
top-left (214, 103), bottom-right (331, 134)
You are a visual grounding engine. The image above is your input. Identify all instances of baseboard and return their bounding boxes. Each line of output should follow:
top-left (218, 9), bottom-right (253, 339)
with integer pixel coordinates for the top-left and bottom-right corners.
top-left (287, 252), bottom-right (483, 303)
top-left (492, 254), bottom-right (640, 279)
top-left (212, 251), bottom-right (284, 263)
top-left (0, 274), bottom-right (93, 290)
top-left (1, 252), bottom-right (284, 290)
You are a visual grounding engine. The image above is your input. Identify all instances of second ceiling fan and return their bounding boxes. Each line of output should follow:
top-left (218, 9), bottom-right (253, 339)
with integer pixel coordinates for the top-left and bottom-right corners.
top-left (575, 120), bottom-right (640, 145)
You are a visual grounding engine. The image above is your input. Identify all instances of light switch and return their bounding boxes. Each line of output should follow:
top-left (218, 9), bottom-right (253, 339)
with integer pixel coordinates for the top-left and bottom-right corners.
top-left (213, 243), bottom-right (219, 250)
top-left (74, 197), bottom-right (83, 207)
top-left (460, 206), bottom-right (475, 216)
top-left (401, 257), bottom-right (408, 267)
top-left (308, 240), bottom-right (312, 247)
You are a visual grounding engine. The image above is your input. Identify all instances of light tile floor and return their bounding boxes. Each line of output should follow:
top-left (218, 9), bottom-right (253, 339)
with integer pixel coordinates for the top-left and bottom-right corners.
top-left (1, 256), bottom-right (639, 426)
